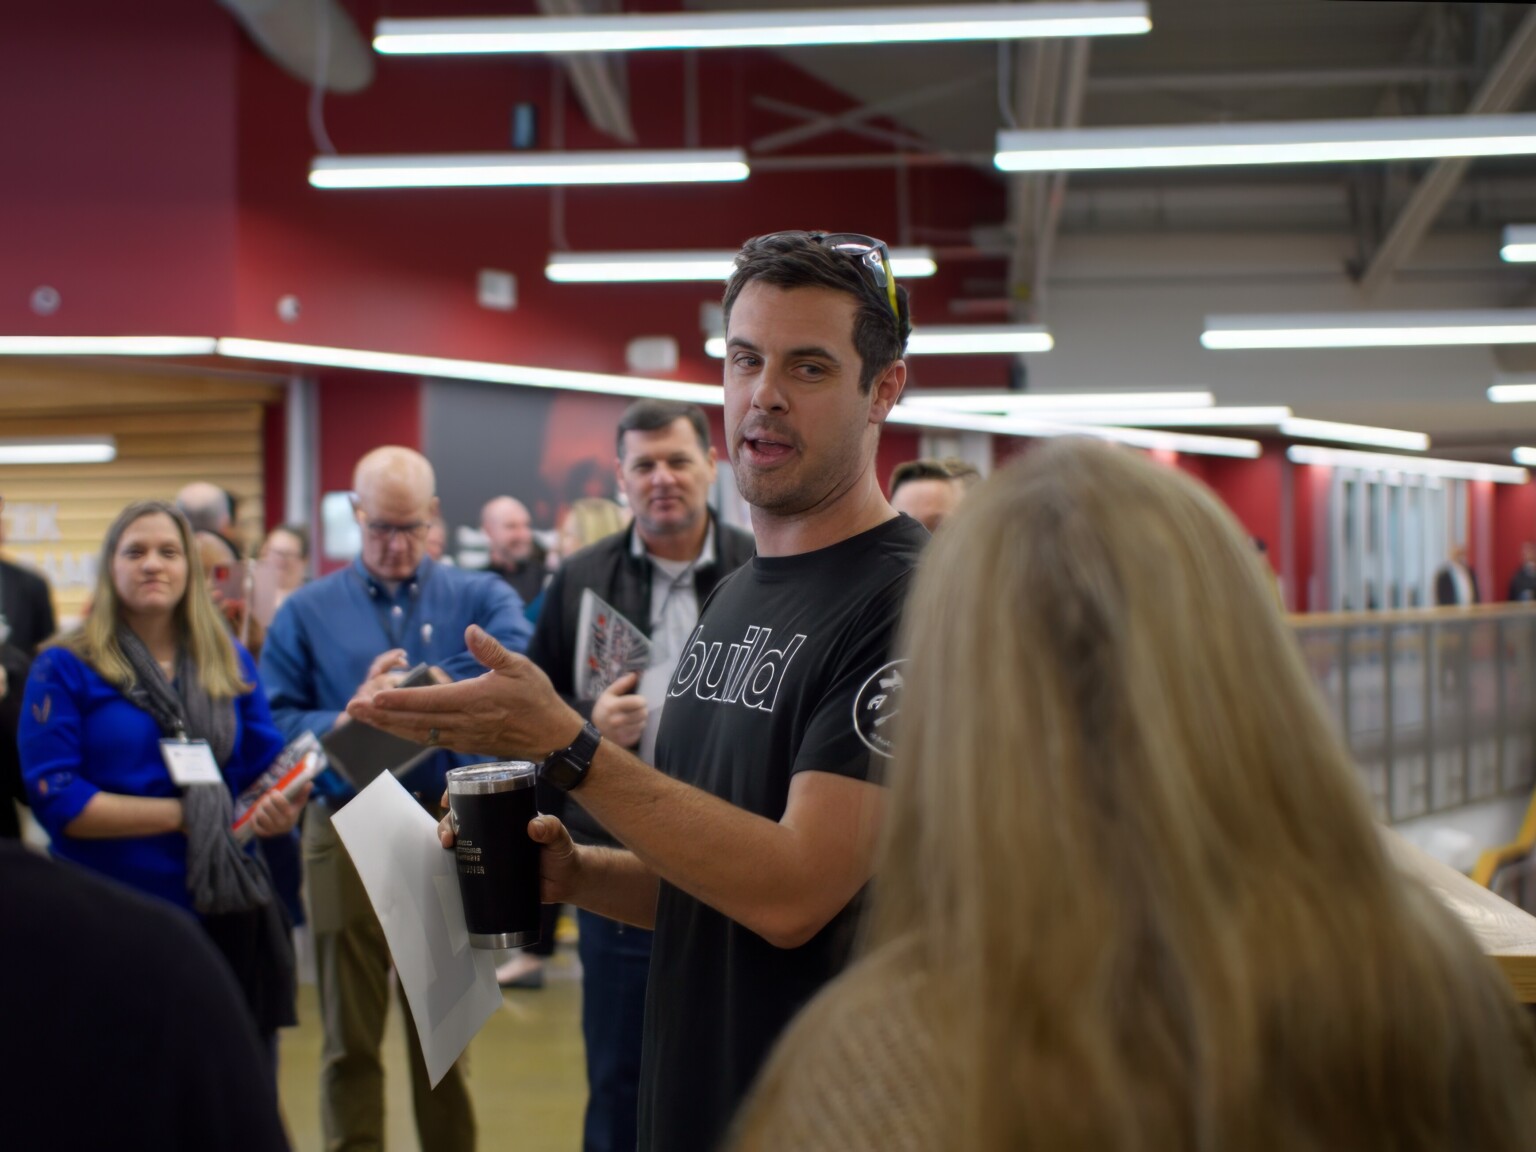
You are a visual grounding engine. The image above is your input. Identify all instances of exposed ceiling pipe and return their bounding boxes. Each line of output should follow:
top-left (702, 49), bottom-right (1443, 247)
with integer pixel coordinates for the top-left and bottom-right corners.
top-left (1359, 8), bottom-right (1536, 294)
top-left (539, 0), bottom-right (637, 144)
top-left (217, 0), bottom-right (374, 93)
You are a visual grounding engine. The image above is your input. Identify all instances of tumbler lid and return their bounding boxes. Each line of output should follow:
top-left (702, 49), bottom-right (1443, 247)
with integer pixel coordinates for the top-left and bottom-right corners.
top-left (446, 761), bottom-right (537, 794)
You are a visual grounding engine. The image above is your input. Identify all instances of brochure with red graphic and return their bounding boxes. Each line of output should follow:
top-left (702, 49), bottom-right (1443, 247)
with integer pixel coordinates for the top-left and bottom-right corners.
top-left (232, 731), bottom-right (325, 843)
top-left (574, 589), bottom-right (652, 701)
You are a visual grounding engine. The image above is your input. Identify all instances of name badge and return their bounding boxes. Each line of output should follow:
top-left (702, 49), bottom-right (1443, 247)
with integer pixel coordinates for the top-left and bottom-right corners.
top-left (160, 739), bottom-right (223, 787)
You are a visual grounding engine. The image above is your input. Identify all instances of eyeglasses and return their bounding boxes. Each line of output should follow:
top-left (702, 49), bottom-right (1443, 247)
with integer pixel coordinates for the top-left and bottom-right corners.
top-left (811, 232), bottom-right (899, 323)
top-left (350, 493), bottom-right (431, 543)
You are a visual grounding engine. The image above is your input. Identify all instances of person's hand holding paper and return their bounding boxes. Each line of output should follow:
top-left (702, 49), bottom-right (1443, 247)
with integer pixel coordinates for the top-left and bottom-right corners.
top-left (330, 771), bottom-right (502, 1087)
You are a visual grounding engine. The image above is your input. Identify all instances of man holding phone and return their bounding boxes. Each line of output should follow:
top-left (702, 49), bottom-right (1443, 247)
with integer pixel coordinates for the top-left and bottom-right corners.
top-left (260, 446), bottom-right (532, 1152)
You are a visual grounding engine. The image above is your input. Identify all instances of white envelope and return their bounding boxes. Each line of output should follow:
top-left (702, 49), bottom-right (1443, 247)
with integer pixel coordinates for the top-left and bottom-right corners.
top-left (331, 772), bottom-right (502, 1086)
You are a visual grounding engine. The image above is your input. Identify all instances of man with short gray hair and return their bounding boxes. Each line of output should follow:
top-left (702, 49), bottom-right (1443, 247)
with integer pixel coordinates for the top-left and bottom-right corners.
top-left (261, 445), bottom-right (532, 1152)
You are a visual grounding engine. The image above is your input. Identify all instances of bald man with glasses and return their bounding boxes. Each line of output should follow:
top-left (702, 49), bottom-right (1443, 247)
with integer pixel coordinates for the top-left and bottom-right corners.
top-left (260, 446), bottom-right (532, 1152)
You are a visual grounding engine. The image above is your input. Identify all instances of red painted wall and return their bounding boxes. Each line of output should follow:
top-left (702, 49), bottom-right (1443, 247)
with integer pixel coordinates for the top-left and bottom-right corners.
top-left (230, 28), bottom-right (1006, 388)
top-left (1202, 448), bottom-right (1285, 575)
top-left (1494, 482), bottom-right (1536, 603)
top-left (315, 373), bottom-right (423, 572)
top-left (0, 0), bottom-right (239, 336)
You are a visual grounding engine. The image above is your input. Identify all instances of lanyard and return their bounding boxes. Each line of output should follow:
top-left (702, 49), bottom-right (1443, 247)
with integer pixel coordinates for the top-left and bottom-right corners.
top-left (352, 565), bottom-right (430, 653)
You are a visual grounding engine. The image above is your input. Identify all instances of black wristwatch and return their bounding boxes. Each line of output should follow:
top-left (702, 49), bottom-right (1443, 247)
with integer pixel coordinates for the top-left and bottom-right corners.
top-left (539, 721), bottom-right (602, 792)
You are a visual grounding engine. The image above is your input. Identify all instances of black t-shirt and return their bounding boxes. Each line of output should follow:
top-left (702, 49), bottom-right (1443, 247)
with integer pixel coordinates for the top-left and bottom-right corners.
top-left (0, 842), bottom-right (290, 1151)
top-left (638, 514), bottom-right (927, 1152)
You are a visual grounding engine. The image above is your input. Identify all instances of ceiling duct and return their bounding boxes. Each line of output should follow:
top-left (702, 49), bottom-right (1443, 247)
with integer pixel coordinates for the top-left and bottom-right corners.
top-left (218, 0), bottom-right (374, 93)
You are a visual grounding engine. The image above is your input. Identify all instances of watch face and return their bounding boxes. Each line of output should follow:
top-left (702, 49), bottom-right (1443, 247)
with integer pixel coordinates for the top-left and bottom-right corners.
top-left (543, 753), bottom-right (582, 792)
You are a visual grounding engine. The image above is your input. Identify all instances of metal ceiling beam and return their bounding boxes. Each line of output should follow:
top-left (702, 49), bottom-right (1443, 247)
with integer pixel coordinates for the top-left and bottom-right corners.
top-left (752, 96), bottom-right (934, 153)
top-left (1088, 66), bottom-right (1477, 96)
top-left (1359, 8), bottom-right (1536, 295)
top-left (751, 73), bottom-right (986, 154)
top-left (538, 0), bottom-right (636, 144)
top-left (1032, 39), bottom-right (1090, 314)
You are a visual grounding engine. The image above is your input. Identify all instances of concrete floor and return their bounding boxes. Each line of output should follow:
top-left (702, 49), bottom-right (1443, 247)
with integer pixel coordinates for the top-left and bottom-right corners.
top-left (277, 947), bottom-right (587, 1152)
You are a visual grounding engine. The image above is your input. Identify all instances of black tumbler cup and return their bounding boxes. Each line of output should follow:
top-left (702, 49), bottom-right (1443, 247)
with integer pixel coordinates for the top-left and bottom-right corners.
top-left (445, 762), bottom-right (541, 949)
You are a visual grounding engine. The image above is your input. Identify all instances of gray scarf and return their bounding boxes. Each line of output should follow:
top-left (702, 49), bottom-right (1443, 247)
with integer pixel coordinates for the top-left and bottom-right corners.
top-left (116, 625), bottom-right (270, 915)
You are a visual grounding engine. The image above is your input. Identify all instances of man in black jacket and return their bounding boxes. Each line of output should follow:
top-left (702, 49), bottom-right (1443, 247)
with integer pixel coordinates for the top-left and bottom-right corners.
top-left (524, 398), bottom-right (753, 1152)
top-left (1, 496), bottom-right (55, 837)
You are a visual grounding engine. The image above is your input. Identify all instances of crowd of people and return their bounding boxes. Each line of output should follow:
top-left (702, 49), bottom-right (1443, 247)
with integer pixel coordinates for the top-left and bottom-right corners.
top-left (3, 229), bottom-right (1536, 1151)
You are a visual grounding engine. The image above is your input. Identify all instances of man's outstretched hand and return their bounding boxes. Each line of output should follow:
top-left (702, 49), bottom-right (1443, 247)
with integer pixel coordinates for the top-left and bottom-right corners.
top-left (348, 625), bottom-right (582, 761)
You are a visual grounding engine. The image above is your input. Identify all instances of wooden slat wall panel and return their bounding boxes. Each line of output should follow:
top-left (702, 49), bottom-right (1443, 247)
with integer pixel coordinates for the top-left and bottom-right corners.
top-left (0, 367), bottom-right (276, 623)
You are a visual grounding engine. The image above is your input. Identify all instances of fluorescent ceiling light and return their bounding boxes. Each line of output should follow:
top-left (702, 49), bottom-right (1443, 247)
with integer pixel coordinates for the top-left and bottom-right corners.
top-left (0, 336), bottom-right (216, 356)
top-left (1287, 445), bottom-right (1526, 485)
top-left (310, 150), bottom-right (750, 189)
top-left (1278, 417), bottom-right (1428, 452)
top-left (1503, 225), bottom-right (1536, 263)
top-left (901, 390), bottom-right (1217, 413)
top-left (0, 436), bottom-right (116, 465)
top-left (1203, 311), bottom-right (1536, 349)
top-left (547, 248), bottom-right (938, 283)
top-left (996, 113), bottom-right (1536, 173)
top-left (1058, 406), bottom-right (1292, 427)
top-left (908, 326), bottom-right (1054, 355)
top-left (890, 404), bottom-right (1261, 459)
top-left (216, 338), bottom-right (726, 406)
top-left (374, 3), bottom-right (1152, 55)
top-left (1489, 375), bottom-right (1536, 402)
top-left (1515, 448), bottom-right (1536, 467)
top-left (705, 325), bottom-right (1054, 358)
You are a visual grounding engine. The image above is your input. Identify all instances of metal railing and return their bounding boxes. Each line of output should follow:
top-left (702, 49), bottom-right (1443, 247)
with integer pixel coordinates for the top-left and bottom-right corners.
top-left (1292, 605), bottom-right (1536, 824)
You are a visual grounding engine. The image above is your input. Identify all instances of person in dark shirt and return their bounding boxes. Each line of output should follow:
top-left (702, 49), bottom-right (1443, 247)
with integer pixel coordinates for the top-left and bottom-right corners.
top-left (481, 495), bottom-right (548, 606)
top-left (1510, 542), bottom-right (1536, 602)
top-left (523, 398), bottom-right (754, 1150)
top-left (1, 840), bottom-right (290, 1151)
top-left (354, 230), bottom-right (925, 1152)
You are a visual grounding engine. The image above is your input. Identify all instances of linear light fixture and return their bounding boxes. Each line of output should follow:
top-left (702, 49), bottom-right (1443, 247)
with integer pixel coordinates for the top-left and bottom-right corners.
top-left (1056, 406), bottom-right (1293, 427)
top-left (309, 150), bottom-right (750, 189)
top-left (901, 390), bottom-right (1217, 413)
top-left (890, 405), bottom-right (1261, 458)
top-left (0, 333), bottom-right (1260, 458)
top-left (1278, 417), bottom-right (1428, 451)
top-left (1287, 445), bottom-right (1526, 485)
top-left (1502, 225), bottom-right (1536, 263)
top-left (706, 325), bottom-right (1053, 358)
top-left (1203, 311), bottom-right (1536, 349)
top-left (1515, 448), bottom-right (1536, 466)
top-left (547, 248), bottom-right (939, 283)
top-left (997, 114), bottom-right (1536, 173)
top-left (1489, 375), bottom-right (1536, 402)
top-left (0, 436), bottom-right (117, 465)
top-left (216, 338), bottom-right (726, 405)
top-left (374, 3), bottom-right (1152, 55)
top-left (0, 336), bottom-right (217, 356)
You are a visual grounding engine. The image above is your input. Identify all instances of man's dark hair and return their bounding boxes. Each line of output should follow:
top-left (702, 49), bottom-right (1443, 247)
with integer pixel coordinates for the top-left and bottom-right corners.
top-left (889, 458), bottom-right (958, 497)
top-left (616, 399), bottom-right (712, 459)
top-left (721, 231), bottom-right (913, 394)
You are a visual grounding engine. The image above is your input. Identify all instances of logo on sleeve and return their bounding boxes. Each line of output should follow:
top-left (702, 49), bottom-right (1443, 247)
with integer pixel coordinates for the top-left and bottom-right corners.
top-left (853, 660), bottom-right (905, 758)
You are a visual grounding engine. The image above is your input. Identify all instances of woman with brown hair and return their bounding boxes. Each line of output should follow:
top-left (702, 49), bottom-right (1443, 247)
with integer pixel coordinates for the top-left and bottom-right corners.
top-left (19, 500), bottom-right (308, 1052)
top-left (733, 439), bottom-right (1536, 1151)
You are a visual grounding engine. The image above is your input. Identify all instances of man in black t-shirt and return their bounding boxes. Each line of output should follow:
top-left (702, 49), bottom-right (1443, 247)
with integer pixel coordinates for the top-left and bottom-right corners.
top-left (355, 230), bottom-right (926, 1152)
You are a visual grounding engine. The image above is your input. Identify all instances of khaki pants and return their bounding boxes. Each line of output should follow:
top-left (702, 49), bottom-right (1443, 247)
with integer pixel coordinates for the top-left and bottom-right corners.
top-left (304, 802), bottom-right (476, 1152)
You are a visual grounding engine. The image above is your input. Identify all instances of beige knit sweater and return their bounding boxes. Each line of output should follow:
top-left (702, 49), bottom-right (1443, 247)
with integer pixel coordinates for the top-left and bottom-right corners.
top-left (728, 940), bottom-right (950, 1152)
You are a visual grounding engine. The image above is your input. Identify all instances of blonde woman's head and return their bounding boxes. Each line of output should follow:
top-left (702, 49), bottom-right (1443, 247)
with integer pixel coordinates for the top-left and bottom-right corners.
top-left (558, 497), bottom-right (630, 559)
top-left (866, 437), bottom-right (1535, 1150)
top-left (58, 500), bottom-right (248, 698)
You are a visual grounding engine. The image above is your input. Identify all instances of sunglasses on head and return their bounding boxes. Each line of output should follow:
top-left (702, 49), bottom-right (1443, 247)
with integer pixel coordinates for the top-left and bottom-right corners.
top-left (809, 232), bottom-right (900, 323)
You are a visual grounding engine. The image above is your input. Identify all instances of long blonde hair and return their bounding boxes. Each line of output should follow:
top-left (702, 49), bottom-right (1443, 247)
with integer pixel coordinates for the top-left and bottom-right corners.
top-left (53, 501), bottom-right (249, 699)
top-left (863, 439), bottom-right (1535, 1149)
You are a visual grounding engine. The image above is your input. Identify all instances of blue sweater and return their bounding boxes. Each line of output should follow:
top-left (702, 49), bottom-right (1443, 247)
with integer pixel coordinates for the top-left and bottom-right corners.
top-left (19, 644), bottom-right (286, 912)
top-left (259, 557), bottom-right (532, 801)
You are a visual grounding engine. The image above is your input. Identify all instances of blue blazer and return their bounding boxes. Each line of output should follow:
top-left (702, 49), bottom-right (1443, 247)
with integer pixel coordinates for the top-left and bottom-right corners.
top-left (19, 644), bottom-right (285, 911)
